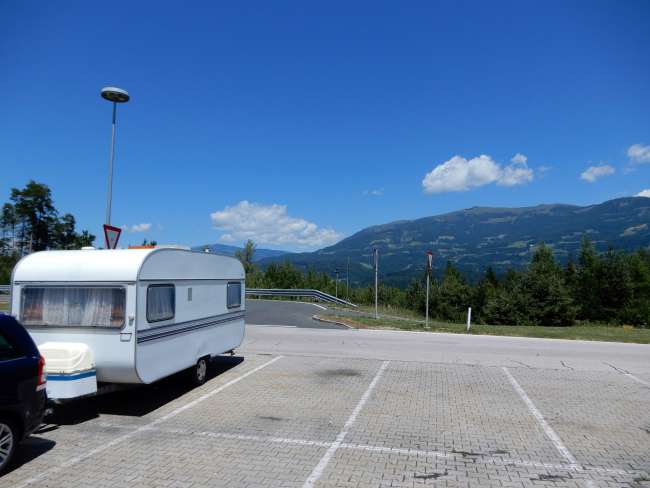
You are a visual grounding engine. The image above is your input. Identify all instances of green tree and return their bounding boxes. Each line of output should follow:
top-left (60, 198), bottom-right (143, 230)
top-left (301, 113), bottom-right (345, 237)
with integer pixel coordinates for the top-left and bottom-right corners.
top-left (597, 249), bottom-right (633, 323)
top-left (619, 250), bottom-right (650, 327)
top-left (235, 240), bottom-right (257, 275)
top-left (483, 270), bottom-right (525, 325)
top-left (519, 244), bottom-right (575, 326)
top-left (74, 230), bottom-right (96, 248)
top-left (437, 262), bottom-right (472, 322)
top-left (474, 266), bottom-right (499, 323)
top-left (10, 180), bottom-right (58, 252)
top-left (2, 181), bottom-right (95, 254)
top-left (576, 237), bottom-right (601, 320)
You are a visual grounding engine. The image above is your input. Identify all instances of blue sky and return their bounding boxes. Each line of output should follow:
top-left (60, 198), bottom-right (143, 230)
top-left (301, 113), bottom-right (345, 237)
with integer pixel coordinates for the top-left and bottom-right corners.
top-left (2, 1), bottom-right (649, 250)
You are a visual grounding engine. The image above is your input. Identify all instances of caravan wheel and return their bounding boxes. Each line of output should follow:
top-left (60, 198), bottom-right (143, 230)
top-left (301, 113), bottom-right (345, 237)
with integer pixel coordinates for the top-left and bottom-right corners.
top-left (192, 358), bottom-right (209, 386)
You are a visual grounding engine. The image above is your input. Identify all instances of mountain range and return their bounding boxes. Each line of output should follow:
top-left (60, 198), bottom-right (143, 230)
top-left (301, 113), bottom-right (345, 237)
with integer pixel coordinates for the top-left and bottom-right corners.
top-left (258, 197), bottom-right (650, 286)
top-left (191, 243), bottom-right (287, 261)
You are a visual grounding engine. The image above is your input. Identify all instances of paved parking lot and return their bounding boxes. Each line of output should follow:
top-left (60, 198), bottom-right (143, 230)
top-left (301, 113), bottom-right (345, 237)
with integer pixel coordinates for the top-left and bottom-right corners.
top-left (2, 346), bottom-right (649, 488)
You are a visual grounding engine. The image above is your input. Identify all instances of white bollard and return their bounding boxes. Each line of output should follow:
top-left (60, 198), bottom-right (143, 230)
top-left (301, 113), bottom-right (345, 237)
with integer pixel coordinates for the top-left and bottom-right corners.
top-left (466, 307), bottom-right (472, 333)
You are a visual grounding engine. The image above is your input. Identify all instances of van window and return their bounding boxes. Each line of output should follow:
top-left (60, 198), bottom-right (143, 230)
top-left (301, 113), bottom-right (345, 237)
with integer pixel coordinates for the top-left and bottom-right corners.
top-left (0, 332), bottom-right (21, 361)
top-left (20, 287), bottom-right (126, 328)
top-left (227, 282), bottom-right (241, 309)
top-left (147, 285), bottom-right (175, 322)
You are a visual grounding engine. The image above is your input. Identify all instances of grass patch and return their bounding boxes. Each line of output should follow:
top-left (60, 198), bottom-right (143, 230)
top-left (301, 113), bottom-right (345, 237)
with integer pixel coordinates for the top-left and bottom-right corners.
top-left (0, 301), bottom-right (8, 312)
top-left (320, 314), bottom-right (650, 344)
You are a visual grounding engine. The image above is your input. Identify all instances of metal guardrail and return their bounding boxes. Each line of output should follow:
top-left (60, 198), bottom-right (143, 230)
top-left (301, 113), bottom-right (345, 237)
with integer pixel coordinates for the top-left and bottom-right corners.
top-left (246, 288), bottom-right (357, 308)
top-left (0, 285), bottom-right (9, 304)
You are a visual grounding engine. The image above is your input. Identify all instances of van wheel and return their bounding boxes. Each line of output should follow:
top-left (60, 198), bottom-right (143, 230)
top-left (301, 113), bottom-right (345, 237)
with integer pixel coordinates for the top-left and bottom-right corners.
top-left (192, 357), bottom-right (209, 386)
top-left (0, 419), bottom-right (17, 474)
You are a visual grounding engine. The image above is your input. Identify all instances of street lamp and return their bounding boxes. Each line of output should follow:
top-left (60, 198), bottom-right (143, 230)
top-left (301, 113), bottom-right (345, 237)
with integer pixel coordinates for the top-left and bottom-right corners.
top-left (101, 86), bottom-right (130, 227)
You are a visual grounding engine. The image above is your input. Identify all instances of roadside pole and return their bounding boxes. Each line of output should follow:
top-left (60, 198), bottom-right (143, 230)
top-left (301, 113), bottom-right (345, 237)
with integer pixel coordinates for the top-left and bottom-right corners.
top-left (346, 256), bottom-right (350, 301)
top-left (466, 307), bottom-right (472, 333)
top-left (425, 251), bottom-right (433, 328)
top-left (373, 248), bottom-right (379, 319)
top-left (335, 269), bottom-right (339, 299)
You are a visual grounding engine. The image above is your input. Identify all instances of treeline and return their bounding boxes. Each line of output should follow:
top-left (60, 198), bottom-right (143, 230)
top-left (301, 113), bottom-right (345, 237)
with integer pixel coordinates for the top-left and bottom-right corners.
top-left (1, 181), bottom-right (95, 282)
top-left (238, 239), bottom-right (650, 328)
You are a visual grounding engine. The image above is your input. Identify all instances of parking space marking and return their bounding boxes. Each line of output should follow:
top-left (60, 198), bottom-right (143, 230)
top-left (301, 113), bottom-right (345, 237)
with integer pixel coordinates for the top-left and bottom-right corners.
top-left (624, 372), bottom-right (650, 387)
top-left (303, 360), bottom-right (389, 488)
top-left (93, 422), bottom-right (647, 478)
top-left (502, 366), bottom-right (578, 466)
top-left (247, 324), bottom-right (298, 328)
top-left (13, 355), bottom-right (283, 488)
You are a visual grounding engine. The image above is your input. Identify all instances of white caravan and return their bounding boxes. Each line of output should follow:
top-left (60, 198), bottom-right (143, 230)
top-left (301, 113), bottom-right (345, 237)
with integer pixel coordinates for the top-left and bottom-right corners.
top-left (10, 248), bottom-right (246, 400)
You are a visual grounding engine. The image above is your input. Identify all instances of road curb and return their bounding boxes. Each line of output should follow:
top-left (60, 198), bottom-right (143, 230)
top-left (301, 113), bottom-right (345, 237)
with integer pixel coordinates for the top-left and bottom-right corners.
top-left (312, 314), bottom-right (354, 329)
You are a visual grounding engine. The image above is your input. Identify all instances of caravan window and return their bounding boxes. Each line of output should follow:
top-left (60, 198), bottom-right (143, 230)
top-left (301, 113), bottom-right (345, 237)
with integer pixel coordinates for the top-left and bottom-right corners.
top-left (20, 287), bottom-right (126, 328)
top-left (147, 285), bottom-right (175, 322)
top-left (227, 282), bottom-right (241, 309)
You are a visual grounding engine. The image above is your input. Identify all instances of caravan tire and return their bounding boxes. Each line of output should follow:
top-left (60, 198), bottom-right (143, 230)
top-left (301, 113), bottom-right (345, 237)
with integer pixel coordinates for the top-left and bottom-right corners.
top-left (192, 357), bottom-right (209, 386)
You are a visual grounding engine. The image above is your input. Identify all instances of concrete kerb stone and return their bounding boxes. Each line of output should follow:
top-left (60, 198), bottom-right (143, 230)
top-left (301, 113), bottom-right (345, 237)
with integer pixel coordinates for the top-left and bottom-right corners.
top-left (312, 314), bottom-right (353, 329)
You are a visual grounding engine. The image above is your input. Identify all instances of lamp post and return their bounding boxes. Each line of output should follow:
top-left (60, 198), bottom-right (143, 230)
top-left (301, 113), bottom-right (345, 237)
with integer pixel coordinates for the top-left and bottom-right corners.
top-left (373, 248), bottom-right (379, 319)
top-left (425, 251), bottom-right (433, 328)
top-left (101, 86), bottom-right (130, 227)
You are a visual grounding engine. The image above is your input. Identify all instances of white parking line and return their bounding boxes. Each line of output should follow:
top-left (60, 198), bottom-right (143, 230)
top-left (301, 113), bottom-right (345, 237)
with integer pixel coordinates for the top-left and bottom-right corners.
top-left (93, 422), bottom-right (642, 478)
top-left (302, 360), bottom-right (389, 488)
top-left (624, 373), bottom-right (650, 387)
top-left (502, 367), bottom-right (577, 466)
top-left (13, 356), bottom-right (283, 488)
top-left (247, 323), bottom-right (298, 328)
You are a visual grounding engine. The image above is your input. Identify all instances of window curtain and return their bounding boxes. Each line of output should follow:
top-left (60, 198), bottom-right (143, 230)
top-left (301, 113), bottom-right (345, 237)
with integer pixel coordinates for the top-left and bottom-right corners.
top-left (22, 287), bottom-right (125, 327)
top-left (147, 286), bottom-right (174, 321)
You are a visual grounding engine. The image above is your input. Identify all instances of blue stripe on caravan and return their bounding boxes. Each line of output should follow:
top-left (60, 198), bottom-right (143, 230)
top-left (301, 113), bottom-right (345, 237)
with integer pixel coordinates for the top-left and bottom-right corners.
top-left (47, 370), bottom-right (97, 381)
top-left (137, 311), bottom-right (245, 344)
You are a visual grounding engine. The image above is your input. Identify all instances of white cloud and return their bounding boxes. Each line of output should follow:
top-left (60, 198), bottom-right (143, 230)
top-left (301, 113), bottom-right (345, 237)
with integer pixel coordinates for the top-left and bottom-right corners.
top-left (210, 201), bottom-right (343, 249)
top-left (363, 188), bottom-right (384, 197)
top-left (511, 153), bottom-right (528, 164)
top-left (580, 164), bottom-right (615, 183)
top-left (121, 223), bottom-right (152, 233)
top-left (500, 163), bottom-right (534, 187)
top-left (627, 143), bottom-right (650, 165)
top-left (421, 154), bottom-right (534, 194)
top-left (636, 189), bottom-right (650, 198)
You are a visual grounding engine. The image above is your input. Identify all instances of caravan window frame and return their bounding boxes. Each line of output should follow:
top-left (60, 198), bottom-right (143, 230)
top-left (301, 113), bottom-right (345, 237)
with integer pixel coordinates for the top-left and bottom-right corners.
top-left (146, 284), bottom-right (176, 323)
top-left (18, 284), bottom-right (127, 329)
top-left (226, 281), bottom-right (242, 309)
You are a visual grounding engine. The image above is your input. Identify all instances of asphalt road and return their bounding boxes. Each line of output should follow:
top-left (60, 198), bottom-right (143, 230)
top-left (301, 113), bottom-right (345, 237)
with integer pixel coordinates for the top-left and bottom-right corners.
top-left (245, 299), bottom-right (344, 329)
top-left (243, 300), bottom-right (650, 376)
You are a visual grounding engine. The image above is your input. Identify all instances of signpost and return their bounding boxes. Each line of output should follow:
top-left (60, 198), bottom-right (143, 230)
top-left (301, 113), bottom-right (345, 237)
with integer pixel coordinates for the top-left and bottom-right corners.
top-left (426, 251), bottom-right (433, 328)
top-left (373, 248), bottom-right (379, 319)
top-left (334, 269), bottom-right (340, 299)
top-left (103, 224), bottom-right (122, 249)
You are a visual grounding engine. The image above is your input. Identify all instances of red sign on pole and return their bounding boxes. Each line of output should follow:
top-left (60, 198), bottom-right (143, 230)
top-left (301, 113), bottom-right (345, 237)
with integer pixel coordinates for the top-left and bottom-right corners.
top-left (103, 224), bottom-right (122, 249)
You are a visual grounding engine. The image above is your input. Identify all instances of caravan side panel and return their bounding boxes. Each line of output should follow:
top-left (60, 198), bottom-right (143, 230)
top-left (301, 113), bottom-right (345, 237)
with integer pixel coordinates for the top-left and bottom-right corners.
top-left (135, 279), bottom-right (245, 384)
